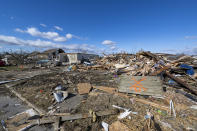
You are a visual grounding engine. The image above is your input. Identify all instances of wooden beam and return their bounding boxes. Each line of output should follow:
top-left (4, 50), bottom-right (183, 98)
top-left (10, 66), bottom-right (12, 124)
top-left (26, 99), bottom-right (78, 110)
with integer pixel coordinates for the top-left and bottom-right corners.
top-left (93, 86), bottom-right (169, 112)
top-left (92, 86), bottom-right (116, 93)
top-left (5, 84), bottom-right (46, 115)
top-left (134, 98), bottom-right (169, 111)
top-left (54, 117), bottom-right (61, 131)
top-left (138, 51), bottom-right (160, 61)
top-left (150, 66), bottom-right (170, 76)
top-left (27, 110), bottom-right (117, 125)
top-left (165, 71), bottom-right (197, 95)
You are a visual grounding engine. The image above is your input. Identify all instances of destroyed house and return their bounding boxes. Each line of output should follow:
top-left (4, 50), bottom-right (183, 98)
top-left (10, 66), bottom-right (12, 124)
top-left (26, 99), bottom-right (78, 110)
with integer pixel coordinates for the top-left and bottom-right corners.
top-left (28, 51), bottom-right (48, 60)
top-left (57, 53), bottom-right (99, 64)
top-left (43, 48), bottom-right (65, 60)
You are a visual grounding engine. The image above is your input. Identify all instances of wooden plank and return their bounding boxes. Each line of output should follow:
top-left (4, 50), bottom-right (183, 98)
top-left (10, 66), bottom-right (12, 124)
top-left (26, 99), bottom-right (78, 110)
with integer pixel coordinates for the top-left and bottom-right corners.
top-left (61, 110), bottom-right (116, 121)
top-left (109, 121), bottom-right (130, 131)
top-left (54, 117), bottom-right (61, 131)
top-left (165, 72), bottom-right (197, 95)
top-left (92, 86), bottom-right (169, 112)
top-left (138, 51), bottom-right (159, 61)
top-left (77, 83), bottom-right (92, 94)
top-left (134, 98), bottom-right (169, 111)
top-left (4, 109), bottom-right (38, 131)
top-left (26, 110), bottom-right (117, 126)
top-left (51, 113), bottom-right (71, 116)
top-left (150, 66), bottom-right (170, 76)
top-left (5, 84), bottom-right (46, 115)
top-left (118, 75), bottom-right (163, 97)
top-left (93, 86), bottom-right (116, 93)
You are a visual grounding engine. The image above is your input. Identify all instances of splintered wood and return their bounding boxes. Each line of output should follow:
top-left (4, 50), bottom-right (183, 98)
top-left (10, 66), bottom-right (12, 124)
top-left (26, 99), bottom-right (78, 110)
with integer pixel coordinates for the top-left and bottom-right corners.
top-left (4, 109), bottom-right (38, 131)
top-left (92, 86), bottom-right (170, 112)
top-left (109, 121), bottom-right (130, 131)
top-left (77, 83), bottom-right (92, 94)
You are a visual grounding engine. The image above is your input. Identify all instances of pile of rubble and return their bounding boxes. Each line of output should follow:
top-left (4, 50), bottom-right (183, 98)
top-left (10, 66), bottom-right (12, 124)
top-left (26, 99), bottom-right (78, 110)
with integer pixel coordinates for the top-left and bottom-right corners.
top-left (1, 51), bottom-right (197, 131)
top-left (96, 51), bottom-right (197, 76)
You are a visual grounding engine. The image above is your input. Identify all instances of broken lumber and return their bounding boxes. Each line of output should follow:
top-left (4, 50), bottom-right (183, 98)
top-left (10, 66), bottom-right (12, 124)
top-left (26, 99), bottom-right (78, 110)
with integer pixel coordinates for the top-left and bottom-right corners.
top-left (151, 66), bottom-right (170, 76)
top-left (61, 109), bottom-right (116, 121)
top-left (51, 113), bottom-right (71, 116)
top-left (175, 89), bottom-right (197, 102)
top-left (0, 76), bottom-right (33, 85)
top-left (77, 83), bottom-right (92, 94)
top-left (93, 86), bottom-right (116, 93)
top-left (93, 86), bottom-right (169, 111)
top-left (165, 71), bottom-right (197, 95)
top-left (54, 117), bottom-right (61, 131)
top-left (138, 51), bottom-right (159, 61)
top-left (5, 84), bottom-right (46, 115)
top-left (134, 98), bottom-right (169, 111)
top-left (109, 121), bottom-right (130, 131)
top-left (28, 110), bottom-right (117, 125)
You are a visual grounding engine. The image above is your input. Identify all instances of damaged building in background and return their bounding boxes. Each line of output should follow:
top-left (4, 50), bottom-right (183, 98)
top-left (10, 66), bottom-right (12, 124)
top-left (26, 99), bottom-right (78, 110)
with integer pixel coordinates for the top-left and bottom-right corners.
top-left (1, 50), bottom-right (197, 131)
top-left (43, 48), bottom-right (99, 65)
top-left (57, 53), bottom-right (99, 65)
top-left (32, 48), bottom-right (99, 66)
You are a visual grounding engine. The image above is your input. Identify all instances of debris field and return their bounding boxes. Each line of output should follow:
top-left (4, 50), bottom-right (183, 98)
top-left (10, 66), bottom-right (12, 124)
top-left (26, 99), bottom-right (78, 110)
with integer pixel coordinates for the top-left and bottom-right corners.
top-left (1, 51), bottom-right (197, 131)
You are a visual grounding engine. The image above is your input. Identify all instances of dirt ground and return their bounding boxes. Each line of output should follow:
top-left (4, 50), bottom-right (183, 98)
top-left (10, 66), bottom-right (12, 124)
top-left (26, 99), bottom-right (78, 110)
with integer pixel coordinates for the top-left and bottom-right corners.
top-left (1, 67), bottom-right (197, 131)
top-left (0, 85), bottom-right (54, 131)
top-left (62, 91), bottom-right (197, 131)
top-left (12, 70), bottom-right (117, 111)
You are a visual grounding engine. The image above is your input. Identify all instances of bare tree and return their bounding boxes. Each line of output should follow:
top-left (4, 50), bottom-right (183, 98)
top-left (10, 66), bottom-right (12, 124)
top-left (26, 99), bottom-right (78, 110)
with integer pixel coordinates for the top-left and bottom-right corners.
top-left (5, 49), bottom-right (31, 65)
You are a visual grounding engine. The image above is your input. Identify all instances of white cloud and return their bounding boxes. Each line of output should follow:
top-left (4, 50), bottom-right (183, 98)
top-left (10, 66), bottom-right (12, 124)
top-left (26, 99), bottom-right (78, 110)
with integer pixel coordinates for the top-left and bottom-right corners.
top-left (0, 35), bottom-right (97, 53)
top-left (15, 28), bottom-right (24, 33)
top-left (26, 27), bottom-right (59, 39)
top-left (53, 37), bottom-right (67, 42)
top-left (102, 40), bottom-right (116, 45)
top-left (185, 36), bottom-right (197, 40)
top-left (102, 40), bottom-right (118, 51)
top-left (66, 33), bottom-right (83, 40)
top-left (15, 27), bottom-right (67, 42)
top-left (161, 47), bottom-right (197, 55)
top-left (180, 47), bottom-right (197, 55)
top-left (15, 27), bottom-right (86, 44)
top-left (54, 26), bottom-right (63, 31)
top-left (66, 33), bottom-right (72, 39)
top-left (110, 46), bottom-right (116, 50)
top-left (0, 35), bottom-right (57, 48)
top-left (40, 23), bottom-right (47, 27)
top-left (0, 35), bottom-right (25, 46)
top-left (15, 27), bottom-right (82, 42)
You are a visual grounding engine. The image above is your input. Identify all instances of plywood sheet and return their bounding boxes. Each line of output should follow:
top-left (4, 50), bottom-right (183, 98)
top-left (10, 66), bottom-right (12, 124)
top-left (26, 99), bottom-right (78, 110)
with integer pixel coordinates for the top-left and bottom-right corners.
top-left (77, 83), bottom-right (92, 94)
top-left (118, 75), bottom-right (163, 97)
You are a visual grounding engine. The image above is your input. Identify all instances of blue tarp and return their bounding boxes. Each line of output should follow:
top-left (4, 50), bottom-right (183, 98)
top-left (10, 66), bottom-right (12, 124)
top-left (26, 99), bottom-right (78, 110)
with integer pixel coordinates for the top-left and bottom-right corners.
top-left (37, 60), bottom-right (50, 64)
top-left (180, 64), bottom-right (194, 75)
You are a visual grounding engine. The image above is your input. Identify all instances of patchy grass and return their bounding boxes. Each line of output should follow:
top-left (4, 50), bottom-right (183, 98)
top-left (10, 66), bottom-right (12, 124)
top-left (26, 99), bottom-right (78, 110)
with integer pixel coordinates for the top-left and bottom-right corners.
top-left (0, 66), bottom-right (24, 71)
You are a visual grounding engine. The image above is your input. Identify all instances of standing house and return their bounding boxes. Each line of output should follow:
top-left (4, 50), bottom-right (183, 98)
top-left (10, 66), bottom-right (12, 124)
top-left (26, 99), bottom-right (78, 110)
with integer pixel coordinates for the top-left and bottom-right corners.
top-left (58, 53), bottom-right (99, 64)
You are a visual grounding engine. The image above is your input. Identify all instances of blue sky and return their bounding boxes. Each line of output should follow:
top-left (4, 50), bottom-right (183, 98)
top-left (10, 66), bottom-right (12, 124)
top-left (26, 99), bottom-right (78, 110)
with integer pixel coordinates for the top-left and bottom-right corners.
top-left (0, 0), bottom-right (197, 54)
